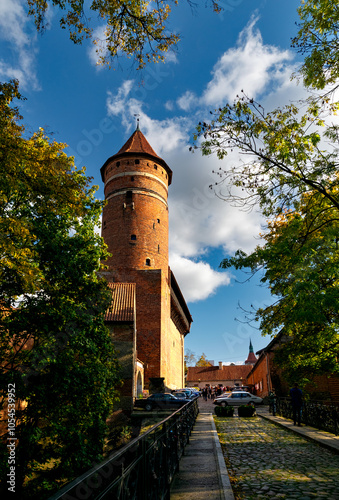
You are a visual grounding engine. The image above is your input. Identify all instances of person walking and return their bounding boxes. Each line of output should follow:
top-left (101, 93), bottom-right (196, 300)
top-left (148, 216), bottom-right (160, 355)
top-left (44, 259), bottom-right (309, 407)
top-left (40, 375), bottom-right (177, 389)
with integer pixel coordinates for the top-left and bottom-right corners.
top-left (290, 382), bottom-right (303, 426)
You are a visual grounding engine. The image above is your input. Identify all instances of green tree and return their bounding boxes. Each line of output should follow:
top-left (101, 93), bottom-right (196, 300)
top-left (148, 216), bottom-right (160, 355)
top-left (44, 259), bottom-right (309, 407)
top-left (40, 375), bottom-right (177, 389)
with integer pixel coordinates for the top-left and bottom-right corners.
top-left (292, 0), bottom-right (339, 91)
top-left (0, 80), bottom-right (121, 498)
top-left (26, 0), bottom-right (221, 69)
top-left (195, 353), bottom-right (211, 367)
top-left (221, 190), bottom-right (339, 379)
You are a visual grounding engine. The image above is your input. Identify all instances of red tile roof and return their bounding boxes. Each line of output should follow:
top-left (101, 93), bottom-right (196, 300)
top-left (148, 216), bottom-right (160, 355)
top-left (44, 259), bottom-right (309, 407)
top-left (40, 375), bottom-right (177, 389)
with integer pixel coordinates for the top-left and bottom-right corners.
top-left (104, 283), bottom-right (135, 322)
top-left (186, 365), bottom-right (252, 382)
top-left (116, 129), bottom-right (161, 158)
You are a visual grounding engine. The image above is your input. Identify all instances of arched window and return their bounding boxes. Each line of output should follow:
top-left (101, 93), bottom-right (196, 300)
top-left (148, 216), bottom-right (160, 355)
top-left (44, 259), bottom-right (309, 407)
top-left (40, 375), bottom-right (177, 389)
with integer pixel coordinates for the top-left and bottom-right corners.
top-left (146, 258), bottom-right (151, 266)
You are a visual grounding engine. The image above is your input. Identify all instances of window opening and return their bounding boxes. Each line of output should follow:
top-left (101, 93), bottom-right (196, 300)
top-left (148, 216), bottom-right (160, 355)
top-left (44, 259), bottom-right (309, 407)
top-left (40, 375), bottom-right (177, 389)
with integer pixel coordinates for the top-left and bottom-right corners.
top-left (131, 234), bottom-right (136, 240)
top-left (154, 164), bottom-right (157, 170)
top-left (146, 258), bottom-right (151, 266)
top-left (126, 190), bottom-right (133, 200)
top-left (135, 159), bottom-right (140, 164)
top-left (116, 161), bottom-right (120, 167)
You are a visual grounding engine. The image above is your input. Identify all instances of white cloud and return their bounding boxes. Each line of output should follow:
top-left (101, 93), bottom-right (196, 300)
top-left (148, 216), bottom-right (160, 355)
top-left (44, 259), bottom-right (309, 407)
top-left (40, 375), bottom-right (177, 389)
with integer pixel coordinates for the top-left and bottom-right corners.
top-left (170, 253), bottom-right (232, 302)
top-left (0, 0), bottom-right (40, 89)
top-left (105, 18), bottom-right (307, 302)
top-left (177, 90), bottom-right (197, 111)
top-left (202, 15), bottom-right (295, 106)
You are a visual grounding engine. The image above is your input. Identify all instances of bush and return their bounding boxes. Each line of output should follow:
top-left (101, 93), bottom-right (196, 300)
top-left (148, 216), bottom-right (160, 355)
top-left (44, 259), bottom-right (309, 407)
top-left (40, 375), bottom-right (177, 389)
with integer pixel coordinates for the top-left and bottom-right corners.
top-left (238, 404), bottom-right (256, 417)
top-left (214, 405), bottom-right (234, 417)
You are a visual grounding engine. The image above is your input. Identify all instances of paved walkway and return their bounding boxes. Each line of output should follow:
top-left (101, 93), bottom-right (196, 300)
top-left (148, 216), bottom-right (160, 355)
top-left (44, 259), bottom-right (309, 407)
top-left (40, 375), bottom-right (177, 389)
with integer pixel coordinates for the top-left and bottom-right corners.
top-left (170, 397), bottom-right (339, 500)
top-left (170, 406), bottom-right (234, 499)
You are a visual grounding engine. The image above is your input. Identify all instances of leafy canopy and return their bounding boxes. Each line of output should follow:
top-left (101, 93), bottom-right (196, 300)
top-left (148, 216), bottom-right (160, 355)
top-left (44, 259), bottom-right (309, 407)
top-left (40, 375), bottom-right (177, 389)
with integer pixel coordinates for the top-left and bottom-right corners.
top-left (26, 0), bottom-right (221, 69)
top-left (0, 80), bottom-right (120, 499)
top-left (292, 0), bottom-right (339, 91)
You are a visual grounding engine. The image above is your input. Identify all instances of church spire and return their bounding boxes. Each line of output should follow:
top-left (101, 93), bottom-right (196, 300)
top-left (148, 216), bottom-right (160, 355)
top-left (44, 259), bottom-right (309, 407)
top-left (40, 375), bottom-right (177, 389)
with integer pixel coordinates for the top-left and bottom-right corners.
top-left (245, 339), bottom-right (257, 365)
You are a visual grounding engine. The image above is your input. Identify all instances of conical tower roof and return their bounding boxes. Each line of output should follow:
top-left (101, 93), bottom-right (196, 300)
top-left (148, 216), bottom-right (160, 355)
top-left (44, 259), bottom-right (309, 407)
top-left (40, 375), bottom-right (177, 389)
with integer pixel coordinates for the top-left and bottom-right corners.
top-left (244, 339), bottom-right (257, 365)
top-left (101, 129), bottom-right (172, 184)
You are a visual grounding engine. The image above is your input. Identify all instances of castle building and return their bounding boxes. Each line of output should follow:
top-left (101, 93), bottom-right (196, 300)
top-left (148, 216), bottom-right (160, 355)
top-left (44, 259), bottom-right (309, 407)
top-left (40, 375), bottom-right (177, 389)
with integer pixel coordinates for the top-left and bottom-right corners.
top-left (100, 127), bottom-right (192, 403)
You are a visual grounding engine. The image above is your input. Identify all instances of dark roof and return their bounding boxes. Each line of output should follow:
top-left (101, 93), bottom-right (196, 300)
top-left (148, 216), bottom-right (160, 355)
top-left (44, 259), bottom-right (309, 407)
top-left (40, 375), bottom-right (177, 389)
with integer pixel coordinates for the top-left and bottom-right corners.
top-left (101, 129), bottom-right (172, 184)
top-left (104, 282), bottom-right (136, 322)
top-left (170, 270), bottom-right (192, 335)
top-left (186, 365), bottom-right (252, 382)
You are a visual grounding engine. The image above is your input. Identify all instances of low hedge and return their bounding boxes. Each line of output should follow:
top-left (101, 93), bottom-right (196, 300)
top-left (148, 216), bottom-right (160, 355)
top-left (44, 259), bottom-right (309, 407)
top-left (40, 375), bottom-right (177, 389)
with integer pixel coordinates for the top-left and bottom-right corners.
top-left (214, 405), bottom-right (234, 417)
top-left (238, 404), bottom-right (256, 417)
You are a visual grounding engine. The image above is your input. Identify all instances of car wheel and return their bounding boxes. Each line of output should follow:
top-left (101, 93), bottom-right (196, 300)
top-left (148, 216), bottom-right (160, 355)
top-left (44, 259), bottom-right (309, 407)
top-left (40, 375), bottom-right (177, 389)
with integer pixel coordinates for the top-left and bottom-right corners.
top-left (145, 403), bottom-right (152, 411)
top-left (221, 402), bottom-right (228, 407)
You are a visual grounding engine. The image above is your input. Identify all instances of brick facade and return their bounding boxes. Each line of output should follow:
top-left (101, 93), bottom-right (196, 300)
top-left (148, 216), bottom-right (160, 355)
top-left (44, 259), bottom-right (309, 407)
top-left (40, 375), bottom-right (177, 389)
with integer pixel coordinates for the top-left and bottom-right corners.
top-left (101, 129), bottom-right (192, 391)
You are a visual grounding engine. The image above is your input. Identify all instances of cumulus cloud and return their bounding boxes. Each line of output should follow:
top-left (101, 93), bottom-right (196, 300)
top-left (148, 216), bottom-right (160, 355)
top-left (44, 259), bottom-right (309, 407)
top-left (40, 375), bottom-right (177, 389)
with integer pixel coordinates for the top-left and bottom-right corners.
top-left (202, 15), bottom-right (295, 106)
top-left (105, 17), bottom-right (305, 302)
top-left (170, 254), bottom-right (232, 302)
top-left (0, 0), bottom-right (40, 89)
top-left (177, 90), bottom-right (197, 111)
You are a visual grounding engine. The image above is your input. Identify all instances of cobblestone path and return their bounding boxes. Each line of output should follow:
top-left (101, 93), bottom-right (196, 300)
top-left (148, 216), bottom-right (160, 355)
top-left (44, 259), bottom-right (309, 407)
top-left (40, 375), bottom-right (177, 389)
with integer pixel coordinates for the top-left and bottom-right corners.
top-left (214, 415), bottom-right (339, 500)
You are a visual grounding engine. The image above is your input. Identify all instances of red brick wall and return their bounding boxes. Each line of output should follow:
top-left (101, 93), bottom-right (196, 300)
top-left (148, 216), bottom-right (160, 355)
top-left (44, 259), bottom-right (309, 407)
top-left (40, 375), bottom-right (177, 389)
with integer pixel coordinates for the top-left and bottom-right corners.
top-left (246, 353), bottom-right (274, 398)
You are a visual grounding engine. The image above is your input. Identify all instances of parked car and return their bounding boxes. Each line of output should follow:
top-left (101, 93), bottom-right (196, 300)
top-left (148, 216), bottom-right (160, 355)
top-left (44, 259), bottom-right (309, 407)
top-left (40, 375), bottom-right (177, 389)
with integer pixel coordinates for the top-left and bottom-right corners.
top-left (214, 391), bottom-right (263, 407)
top-left (172, 391), bottom-right (190, 400)
top-left (174, 389), bottom-right (198, 399)
top-left (134, 393), bottom-right (188, 411)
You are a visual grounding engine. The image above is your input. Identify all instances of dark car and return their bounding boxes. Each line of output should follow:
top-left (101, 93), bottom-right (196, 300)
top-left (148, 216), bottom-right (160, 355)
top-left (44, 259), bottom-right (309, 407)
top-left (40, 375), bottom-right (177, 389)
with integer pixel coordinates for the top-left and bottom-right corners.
top-left (134, 393), bottom-right (189, 411)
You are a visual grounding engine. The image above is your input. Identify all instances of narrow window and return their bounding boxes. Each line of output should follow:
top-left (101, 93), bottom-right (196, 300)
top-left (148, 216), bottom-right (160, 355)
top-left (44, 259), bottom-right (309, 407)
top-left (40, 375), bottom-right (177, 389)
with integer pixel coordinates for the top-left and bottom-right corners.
top-left (154, 164), bottom-right (157, 170)
top-left (131, 234), bottom-right (136, 240)
top-left (131, 176), bottom-right (134, 181)
top-left (135, 159), bottom-right (140, 165)
top-left (116, 161), bottom-right (120, 167)
top-left (158, 244), bottom-right (160, 253)
top-left (157, 218), bottom-right (160, 224)
top-left (146, 258), bottom-right (151, 266)
top-left (126, 190), bottom-right (132, 200)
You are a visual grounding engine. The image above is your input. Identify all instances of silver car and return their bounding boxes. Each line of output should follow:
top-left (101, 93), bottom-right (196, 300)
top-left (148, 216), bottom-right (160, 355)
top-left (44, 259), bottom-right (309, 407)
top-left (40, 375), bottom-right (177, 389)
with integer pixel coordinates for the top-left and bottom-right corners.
top-left (213, 391), bottom-right (263, 407)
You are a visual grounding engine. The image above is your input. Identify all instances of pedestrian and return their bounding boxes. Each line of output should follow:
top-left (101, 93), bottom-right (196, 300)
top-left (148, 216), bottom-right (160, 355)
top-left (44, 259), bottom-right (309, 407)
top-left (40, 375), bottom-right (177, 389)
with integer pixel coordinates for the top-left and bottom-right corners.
top-left (202, 387), bottom-right (208, 401)
top-left (290, 382), bottom-right (303, 426)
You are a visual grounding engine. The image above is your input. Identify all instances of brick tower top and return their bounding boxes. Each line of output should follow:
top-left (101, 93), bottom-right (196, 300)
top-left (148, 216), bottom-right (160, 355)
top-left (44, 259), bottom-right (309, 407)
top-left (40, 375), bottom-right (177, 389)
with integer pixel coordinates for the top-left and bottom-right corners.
top-left (100, 129), bottom-right (172, 185)
top-left (100, 128), bottom-right (172, 279)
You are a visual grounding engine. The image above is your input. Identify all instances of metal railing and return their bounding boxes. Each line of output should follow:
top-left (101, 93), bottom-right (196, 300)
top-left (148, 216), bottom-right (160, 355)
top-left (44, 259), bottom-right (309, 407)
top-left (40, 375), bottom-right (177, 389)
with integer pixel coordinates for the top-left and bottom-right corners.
top-left (275, 397), bottom-right (339, 435)
top-left (48, 398), bottom-right (199, 500)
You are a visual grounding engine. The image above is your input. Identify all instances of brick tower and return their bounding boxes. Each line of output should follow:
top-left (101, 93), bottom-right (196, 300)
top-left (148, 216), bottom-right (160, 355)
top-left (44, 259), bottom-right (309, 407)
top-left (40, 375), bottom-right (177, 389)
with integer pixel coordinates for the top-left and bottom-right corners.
top-left (100, 127), bottom-right (192, 390)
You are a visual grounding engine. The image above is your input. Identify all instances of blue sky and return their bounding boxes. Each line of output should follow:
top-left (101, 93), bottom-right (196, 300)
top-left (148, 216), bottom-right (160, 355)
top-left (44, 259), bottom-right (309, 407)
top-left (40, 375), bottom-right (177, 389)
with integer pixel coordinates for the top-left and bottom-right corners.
top-left (0, 0), bottom-right (306, 365)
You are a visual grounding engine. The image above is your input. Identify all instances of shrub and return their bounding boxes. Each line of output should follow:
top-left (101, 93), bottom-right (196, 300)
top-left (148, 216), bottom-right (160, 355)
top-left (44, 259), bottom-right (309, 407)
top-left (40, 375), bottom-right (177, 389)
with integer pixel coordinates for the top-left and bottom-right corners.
top-left (238, 404), bottom-right (256, 417)
top-left (215, 405), bottom-right (234, 417)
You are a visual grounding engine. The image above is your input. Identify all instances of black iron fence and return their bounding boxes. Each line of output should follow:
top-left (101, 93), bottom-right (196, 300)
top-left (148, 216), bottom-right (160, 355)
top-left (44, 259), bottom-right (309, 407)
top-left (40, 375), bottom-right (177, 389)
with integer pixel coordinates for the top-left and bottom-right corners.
top-left (48, 398), bottom-right (199, 500)
top-left (275, 397), bottom-right (339, 435)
